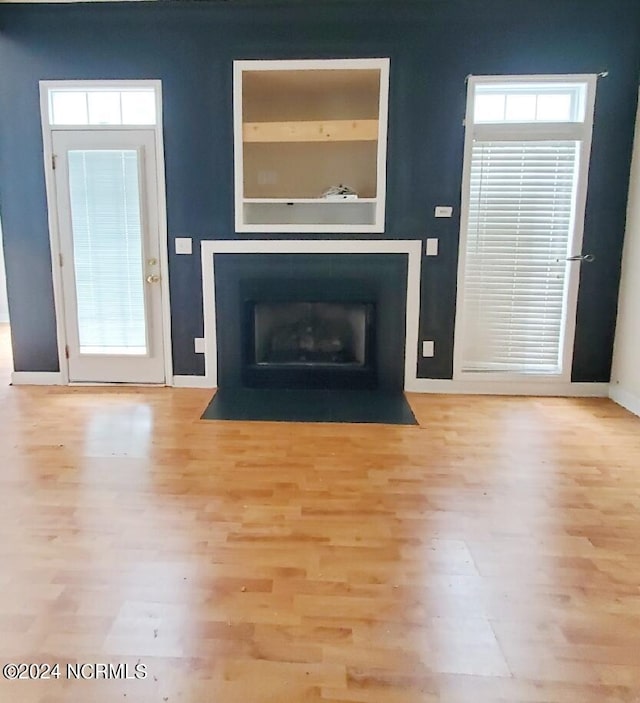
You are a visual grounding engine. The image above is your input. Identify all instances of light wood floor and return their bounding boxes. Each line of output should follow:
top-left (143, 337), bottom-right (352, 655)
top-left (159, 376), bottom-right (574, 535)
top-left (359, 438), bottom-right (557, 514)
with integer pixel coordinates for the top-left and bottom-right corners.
top-left (0, 323), bottom-right (639, 703)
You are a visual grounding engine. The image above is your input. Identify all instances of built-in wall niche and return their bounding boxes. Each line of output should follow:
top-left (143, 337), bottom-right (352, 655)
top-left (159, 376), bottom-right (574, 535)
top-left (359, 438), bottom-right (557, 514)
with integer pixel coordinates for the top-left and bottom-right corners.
top-left (233, 58), bottom-right (390, 232)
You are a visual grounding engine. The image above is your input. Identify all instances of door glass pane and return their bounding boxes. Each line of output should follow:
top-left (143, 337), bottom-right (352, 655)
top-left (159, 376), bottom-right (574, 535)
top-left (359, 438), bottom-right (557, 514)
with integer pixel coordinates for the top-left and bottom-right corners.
top-left (536, 93), bottom-right (572, 121)
top-left (67, 149), bottom-right (147, 355)
top-left (121, 91), bottom-right (157, 125)
top-left (474, 94), bottom-right (506, 122)
top-left (87, 91), bottom-right (122, 125)
top-left (51, 91), bottom-right (89, 125)
top-left (505, 94), bottom-right (537, 121)
top-left (461, 140), bottom-right (579, 373)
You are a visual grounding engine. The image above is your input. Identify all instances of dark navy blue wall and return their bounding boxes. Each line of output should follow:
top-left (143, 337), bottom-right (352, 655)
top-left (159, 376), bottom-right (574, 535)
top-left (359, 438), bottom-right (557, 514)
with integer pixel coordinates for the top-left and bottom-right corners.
top-left (0, 0), bottom-right (638, 379)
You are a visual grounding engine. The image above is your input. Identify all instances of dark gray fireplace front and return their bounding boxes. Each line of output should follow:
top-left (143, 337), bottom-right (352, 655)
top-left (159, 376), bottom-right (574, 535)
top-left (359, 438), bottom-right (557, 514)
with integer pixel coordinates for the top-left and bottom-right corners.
top-left (213, 253), bottom-right (408, 391)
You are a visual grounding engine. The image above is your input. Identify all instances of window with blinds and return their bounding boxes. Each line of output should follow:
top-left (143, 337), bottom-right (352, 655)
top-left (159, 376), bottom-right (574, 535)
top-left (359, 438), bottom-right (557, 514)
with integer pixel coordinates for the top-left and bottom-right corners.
top-left (456, 77), bottom-right (595, 377)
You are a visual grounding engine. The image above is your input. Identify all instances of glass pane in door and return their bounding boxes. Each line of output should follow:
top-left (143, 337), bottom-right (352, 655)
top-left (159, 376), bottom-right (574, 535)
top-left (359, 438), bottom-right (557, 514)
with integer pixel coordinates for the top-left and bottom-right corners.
top-left (67, 150), bottom-right (147, 355)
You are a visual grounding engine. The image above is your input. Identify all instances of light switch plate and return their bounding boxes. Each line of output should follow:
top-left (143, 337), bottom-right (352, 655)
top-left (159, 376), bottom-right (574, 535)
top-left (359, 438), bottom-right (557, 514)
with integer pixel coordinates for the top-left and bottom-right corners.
top-left (425, 238), bottom-right (439, 256)
top-left (194, 337), bottom-right (205, 354)
top-left (435, 206), bottom-right (453, 218)
top-left (422, 340), bottom-right (435, 358)
top-left (175, 237), bottom-right (192, 255)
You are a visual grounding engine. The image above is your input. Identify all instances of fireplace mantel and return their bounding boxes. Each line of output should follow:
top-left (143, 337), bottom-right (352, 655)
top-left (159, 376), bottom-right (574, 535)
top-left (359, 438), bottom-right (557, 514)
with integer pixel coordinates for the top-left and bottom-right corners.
top-left (200, 240), bottom-right (422, 390)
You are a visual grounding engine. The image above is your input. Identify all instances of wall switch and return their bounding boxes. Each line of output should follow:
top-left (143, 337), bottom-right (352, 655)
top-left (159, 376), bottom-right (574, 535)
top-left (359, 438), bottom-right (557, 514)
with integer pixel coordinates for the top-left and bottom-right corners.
top-left (422, 340), bottom-right (435, 357)
top-left (175, 237), bottom-right (192, 255)
top-left (435, 206), bottom-right (453, 218)
top-left (194, 337), bottom-right (205, 354)
top-left (425, 238), bottom-right (439, 256)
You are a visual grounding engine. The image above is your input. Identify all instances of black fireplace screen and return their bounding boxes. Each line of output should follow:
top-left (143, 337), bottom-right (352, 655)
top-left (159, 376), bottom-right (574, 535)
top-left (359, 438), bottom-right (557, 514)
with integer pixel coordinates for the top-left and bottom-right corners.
top-left (252, 302), bottom-right (373, 367)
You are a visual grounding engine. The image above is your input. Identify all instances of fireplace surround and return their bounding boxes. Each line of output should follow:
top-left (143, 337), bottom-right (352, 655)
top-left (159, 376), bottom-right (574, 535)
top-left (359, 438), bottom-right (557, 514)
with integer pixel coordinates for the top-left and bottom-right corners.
top-left (200, 240), bottom-right (423, 390)
top-left (215, 253), bottom-right (406, 390)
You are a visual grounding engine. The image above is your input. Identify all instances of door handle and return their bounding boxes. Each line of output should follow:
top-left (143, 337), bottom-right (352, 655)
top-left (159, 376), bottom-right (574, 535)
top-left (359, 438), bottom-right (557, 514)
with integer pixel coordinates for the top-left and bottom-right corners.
top-left (566, 253), bottom-right (595, 263)
top-left (146, 274), bottom-right (160, 283)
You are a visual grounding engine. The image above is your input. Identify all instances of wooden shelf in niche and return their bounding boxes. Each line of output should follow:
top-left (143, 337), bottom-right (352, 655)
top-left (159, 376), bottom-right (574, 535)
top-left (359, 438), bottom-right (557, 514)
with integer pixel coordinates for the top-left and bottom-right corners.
top-left (243, 119), bottom-right (379, 143)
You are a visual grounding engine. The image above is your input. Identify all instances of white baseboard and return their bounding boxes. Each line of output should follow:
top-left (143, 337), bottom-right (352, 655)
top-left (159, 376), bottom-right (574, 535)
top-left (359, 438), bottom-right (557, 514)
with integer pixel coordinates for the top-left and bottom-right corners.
top-left (172, 375), bottom-right (215, 389)
top-left (171, 376), bottom-right (614, 398)
top-left (6, 370), bottom-right (614, 401)
top-left (69, 382), bottom-right (164, 387)
top-left (406, 379), bottom-right (610, 397)
top-left (11, 371), bottom-right (64, 385)
top-left (609, 385), bottom-right (640, 417)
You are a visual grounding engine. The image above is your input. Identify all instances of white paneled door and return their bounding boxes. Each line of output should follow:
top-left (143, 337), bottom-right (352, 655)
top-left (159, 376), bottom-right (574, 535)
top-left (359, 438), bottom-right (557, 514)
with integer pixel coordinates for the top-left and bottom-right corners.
top-left (52, 130), bottom-right (165, 383)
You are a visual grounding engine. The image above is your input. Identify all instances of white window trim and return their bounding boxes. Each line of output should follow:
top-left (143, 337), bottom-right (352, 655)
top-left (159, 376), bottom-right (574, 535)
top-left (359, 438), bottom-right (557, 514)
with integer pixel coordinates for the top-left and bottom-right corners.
top-left (39, 79), bottom-right (173, 385)
top-left (453, 73), bottom-right (598, 383)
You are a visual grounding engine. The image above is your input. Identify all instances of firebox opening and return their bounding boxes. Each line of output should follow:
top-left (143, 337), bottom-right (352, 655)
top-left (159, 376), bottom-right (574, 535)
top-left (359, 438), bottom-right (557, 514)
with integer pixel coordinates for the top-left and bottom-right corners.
top-left (252, 302), bottom-right (372, 367)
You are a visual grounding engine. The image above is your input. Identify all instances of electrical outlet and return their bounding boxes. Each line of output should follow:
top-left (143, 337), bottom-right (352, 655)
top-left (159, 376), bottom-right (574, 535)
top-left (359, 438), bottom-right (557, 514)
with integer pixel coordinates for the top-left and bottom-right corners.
top-left (175, 237), bottom-right (192, 255)
top-left (194, 337), bottom-right (205, 354)
top-left (422, 340), bottom-right (435, 357)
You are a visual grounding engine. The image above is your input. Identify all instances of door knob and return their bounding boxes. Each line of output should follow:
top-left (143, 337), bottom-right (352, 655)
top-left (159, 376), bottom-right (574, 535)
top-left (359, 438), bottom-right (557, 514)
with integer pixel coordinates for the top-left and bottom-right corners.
top-left (566, 253), bottom-right (595, 263)
top-left (146, 274), bottom-right (160, 283)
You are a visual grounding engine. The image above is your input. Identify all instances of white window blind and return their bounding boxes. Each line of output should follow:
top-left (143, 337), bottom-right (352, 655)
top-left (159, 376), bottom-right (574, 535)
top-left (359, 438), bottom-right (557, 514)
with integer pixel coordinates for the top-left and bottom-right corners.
top-left (460, 140), bottom-right (579, 373)
top-left (68, 149), bottom-right (147, 355)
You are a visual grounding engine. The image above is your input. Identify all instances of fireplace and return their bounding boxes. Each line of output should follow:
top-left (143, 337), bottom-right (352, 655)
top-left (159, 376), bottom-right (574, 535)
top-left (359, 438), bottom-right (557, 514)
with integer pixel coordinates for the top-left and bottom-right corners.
top-left (212, 252), bottom-right (410, 392)
top-left (245, 300), bottom-right (376, 389)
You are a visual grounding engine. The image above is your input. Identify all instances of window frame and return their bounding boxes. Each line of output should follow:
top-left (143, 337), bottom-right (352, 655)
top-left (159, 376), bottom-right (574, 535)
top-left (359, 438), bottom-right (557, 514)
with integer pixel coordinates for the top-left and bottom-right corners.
top-left (453, 73), bottom-right (598, 383)
top-left (472, 81), bottom-right (588, 125)
top-left (41, 79), bottom-right (161, 130)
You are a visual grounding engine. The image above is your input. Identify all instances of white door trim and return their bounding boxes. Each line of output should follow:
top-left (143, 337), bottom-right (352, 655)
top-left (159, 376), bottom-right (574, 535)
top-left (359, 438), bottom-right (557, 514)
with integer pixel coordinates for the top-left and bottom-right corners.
top-left (39, 79), bottom-right (172, 385)
top-left (200, 239), bottom-right (423, 390)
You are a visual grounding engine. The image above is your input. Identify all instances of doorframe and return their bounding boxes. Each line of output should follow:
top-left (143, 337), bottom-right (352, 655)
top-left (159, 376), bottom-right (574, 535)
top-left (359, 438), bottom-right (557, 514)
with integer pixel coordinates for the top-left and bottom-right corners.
top-left (452, 73), bottom-right (598, 384)
top-left (39, 79), bottom-right (173, 385)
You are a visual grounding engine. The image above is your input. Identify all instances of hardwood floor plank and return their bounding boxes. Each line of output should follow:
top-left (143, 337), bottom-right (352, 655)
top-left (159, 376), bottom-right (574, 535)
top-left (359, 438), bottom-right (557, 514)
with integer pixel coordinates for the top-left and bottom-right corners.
top-left (0, 324), bottom-right (639, 701)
